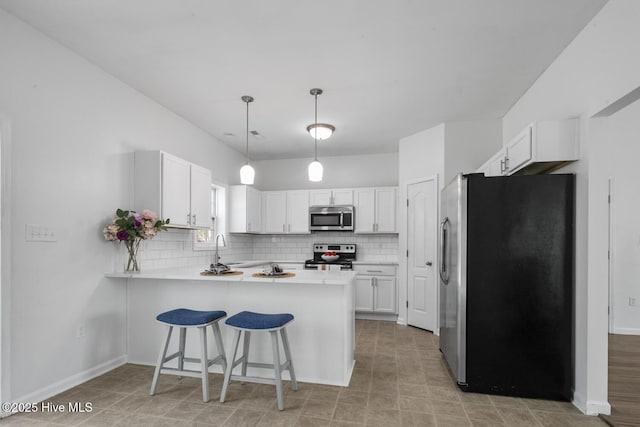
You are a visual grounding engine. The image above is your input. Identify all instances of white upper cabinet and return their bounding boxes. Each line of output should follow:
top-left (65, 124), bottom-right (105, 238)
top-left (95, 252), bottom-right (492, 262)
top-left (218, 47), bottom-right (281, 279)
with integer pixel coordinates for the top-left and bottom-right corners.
top-left (189, 164), bottom-right (214, 228)
top-left (262, 191), bottom-right (287, 233)
top-left (134, 151), bottom-right (212, 229)
top-left (263, 190), bottom-right (310, 234)
top-left (488, 148), bottom-right (509, 176)
top-left (477, 119), bottom-right (578, 176)
top-left (287, 190), bottom-right (310, 233)
top-left (161, 154), bottom-right (191, 226)
top-left (354, 187), bottom-right (398, 234)
top-left (229, 185), bottom-right (261, 233)
top-left (310, 189), bottom-right (353, 206)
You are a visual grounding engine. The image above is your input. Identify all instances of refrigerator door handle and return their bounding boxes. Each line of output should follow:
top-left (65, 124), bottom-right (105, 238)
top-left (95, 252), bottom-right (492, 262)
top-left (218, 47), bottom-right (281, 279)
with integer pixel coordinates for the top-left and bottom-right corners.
top-left (439, 217), bottom-right (450, 284)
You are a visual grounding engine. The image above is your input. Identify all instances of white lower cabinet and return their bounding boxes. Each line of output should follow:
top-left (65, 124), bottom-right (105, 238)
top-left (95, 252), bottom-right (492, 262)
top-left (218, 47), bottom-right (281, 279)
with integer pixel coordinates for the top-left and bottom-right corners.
top-left (353, 265), bottom-right (397, 314)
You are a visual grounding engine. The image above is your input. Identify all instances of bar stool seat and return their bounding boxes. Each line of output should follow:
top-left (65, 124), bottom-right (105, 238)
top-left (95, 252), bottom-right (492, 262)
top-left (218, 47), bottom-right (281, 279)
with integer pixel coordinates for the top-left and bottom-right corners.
top-left (150, 308), bottom-right (227, 402)
top-left (220, 311), bottom-right (297, 411)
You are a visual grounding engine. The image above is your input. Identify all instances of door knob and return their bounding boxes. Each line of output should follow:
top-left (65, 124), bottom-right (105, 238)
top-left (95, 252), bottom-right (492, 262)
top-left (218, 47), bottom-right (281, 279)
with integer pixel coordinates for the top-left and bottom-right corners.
top-left (426, 261), bottom-right (433, 266)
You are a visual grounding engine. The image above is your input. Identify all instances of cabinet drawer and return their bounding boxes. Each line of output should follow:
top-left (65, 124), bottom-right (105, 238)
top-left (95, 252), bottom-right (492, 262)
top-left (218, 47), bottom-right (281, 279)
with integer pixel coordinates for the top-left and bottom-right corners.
top-left (353, 265), bottom-right (396, 276)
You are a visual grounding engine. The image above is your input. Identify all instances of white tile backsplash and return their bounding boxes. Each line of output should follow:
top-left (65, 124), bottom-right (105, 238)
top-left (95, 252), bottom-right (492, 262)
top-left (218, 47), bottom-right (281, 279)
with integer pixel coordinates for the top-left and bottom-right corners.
top-left (137, 230), bottom-right (399, 269)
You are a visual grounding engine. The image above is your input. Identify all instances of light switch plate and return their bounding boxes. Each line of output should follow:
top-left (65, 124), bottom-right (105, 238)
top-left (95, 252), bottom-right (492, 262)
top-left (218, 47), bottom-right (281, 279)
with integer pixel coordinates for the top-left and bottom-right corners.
top-left (26, 224), bottom-right (57, 242)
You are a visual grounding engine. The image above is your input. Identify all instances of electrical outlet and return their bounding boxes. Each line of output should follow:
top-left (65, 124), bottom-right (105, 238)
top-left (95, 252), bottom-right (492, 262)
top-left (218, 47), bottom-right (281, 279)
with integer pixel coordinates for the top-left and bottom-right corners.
top-left (76, 325), bottom-right (85, 338)
top-left (629, 297), bottom-right (637, 307)
top-left (25, 224), bottom-right (57, 242)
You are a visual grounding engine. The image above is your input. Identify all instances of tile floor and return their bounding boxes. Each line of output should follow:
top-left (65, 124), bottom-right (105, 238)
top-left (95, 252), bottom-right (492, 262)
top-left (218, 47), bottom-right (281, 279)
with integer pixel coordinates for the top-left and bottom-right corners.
top-left (4, 320), bottom-right (608, 426)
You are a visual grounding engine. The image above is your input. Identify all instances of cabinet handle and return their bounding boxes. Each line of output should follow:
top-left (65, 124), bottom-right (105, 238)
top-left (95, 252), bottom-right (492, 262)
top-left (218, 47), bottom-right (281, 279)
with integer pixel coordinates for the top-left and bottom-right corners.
top-left (192, 214), bottom-right (196, 225)
top-left (505, 156), bottom-right (510, 171)
top-left (500, 159), bottom-right (505, 174)
top-left (288, 224), bottom-right (291, 232)
top-left (367, 270), bottom-right (383, 273)
top-left (372, 277), bottom-right (377, 287)
top-left (282, 224), bottom-right (286, 232)
top-left (247, 222), bottom-right (251, 231)
top-left (187, 213), bottom-right (191, 225)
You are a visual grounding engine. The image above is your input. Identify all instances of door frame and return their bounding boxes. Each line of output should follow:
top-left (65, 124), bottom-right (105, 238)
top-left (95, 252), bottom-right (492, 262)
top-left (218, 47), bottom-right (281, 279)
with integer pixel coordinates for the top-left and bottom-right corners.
top-left (405, 175), bottom-right (439, 333)
top-left (0, 114), bottom-right (12, 417)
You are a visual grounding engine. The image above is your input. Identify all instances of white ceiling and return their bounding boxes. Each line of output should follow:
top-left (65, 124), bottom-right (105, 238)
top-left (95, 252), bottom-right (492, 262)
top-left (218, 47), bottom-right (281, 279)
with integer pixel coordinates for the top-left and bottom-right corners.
top-left (0, 0), bottom-right (607, 160)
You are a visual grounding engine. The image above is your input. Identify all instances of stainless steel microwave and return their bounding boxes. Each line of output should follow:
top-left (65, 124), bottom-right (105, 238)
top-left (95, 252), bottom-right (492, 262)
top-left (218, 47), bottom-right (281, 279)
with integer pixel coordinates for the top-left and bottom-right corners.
top-left (309, 205), bottom-right (354, 231)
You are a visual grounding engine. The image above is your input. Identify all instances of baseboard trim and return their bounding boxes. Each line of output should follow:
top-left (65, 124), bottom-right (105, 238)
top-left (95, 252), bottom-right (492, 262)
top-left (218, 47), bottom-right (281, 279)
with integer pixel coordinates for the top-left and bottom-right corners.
top-left (573, 390), bottom-right (611, 415)
top-left (355, 313), bottom-right (398, 322)
top-left (612, 327), bottom-right (640, 335)
top-left (13, 355), bottom-right (127, 405)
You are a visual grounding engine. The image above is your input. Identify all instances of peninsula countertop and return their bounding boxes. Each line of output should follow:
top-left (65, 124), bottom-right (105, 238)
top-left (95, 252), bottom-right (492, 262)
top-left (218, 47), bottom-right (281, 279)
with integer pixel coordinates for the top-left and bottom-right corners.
top-left (105, 266), bottom-right (357, 286)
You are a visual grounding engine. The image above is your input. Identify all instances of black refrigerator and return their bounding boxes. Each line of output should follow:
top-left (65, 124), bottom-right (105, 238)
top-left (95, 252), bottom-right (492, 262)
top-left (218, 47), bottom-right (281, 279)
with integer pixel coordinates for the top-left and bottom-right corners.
top-left (439, 173), bottom-right (574, 400)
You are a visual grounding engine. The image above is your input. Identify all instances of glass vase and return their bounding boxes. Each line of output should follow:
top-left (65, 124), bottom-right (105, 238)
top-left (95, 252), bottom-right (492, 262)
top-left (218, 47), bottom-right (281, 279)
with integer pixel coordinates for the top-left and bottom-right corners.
top-left (124, 239), bottom-right (141, 273)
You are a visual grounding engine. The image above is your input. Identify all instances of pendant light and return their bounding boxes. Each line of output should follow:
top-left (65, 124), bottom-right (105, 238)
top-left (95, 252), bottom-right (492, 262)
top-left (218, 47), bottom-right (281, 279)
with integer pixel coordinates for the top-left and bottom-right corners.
top-left (239, 95), bottom-right (255, 185)
top-left (308, 88), bottom-right (326, 182)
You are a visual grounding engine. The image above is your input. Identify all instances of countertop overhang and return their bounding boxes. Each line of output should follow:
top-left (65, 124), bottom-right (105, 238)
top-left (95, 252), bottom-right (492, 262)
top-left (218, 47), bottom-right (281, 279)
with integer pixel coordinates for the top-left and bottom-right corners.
top-left (105, 266), bottom-right (357, 285)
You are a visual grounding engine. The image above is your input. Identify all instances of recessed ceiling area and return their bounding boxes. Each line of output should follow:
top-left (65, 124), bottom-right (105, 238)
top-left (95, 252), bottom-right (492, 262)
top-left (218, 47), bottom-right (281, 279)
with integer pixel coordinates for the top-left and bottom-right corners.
top-left (0, 0), bottom-right (607, 160)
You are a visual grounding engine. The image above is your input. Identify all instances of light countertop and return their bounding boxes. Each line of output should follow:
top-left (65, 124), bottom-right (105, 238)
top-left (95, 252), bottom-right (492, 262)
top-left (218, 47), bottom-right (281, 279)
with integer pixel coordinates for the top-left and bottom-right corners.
top-left (105, 266), bottom-right (357, 285)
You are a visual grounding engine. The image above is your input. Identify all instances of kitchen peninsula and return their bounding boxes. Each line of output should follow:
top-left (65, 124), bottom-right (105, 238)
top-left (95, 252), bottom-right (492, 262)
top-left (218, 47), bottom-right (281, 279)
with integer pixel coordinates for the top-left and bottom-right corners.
top-left (106, 268), bottom-right (356, 386)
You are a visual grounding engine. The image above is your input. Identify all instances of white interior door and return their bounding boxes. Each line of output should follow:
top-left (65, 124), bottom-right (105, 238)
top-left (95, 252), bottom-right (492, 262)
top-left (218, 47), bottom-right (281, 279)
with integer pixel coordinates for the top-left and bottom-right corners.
top-left (407, 179), bottom-right (437, 331)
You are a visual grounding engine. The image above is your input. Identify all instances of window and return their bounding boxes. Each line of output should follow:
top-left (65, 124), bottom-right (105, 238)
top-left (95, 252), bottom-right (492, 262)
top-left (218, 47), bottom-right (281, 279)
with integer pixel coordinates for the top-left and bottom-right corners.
top-left (193, 183), bottom-right (226, 250)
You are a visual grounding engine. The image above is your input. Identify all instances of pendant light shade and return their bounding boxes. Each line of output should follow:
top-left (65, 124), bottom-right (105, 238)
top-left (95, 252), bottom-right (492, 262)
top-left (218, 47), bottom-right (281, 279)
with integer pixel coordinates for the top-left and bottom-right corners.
top-left (240, 163), bottom-right (255, 185)
top-left (308, 160), bottom-right (323, 182)
top-left (308, 88), bottom-right (329, 182)
top-left (240, 95), bottom-right (255, 185)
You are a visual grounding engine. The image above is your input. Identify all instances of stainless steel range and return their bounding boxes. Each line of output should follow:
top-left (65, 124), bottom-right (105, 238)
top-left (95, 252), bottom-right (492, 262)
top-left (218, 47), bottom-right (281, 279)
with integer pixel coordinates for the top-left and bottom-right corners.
top-left (304, 244), bottom-right (356, 270)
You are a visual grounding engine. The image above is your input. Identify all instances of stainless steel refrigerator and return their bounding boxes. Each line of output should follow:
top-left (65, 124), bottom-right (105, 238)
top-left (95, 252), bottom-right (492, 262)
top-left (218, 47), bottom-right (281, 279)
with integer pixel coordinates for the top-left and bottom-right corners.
top-left (439, 173), bottom-right (574, 400)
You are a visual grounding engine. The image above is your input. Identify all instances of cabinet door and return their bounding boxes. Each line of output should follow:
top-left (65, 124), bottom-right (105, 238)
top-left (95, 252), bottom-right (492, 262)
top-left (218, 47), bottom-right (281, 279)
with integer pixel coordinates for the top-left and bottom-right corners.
top-left (506, 125), bottom-right (533, 174)
top-left (373, 276), bottom-right (397, 313)
top-left (161, 153), bottom-right (191, 227)
top-left (375, 188), bottom-right (397, 233)
top-left (287, 191), bottom-right (310, 233)
top-left (309, 190), bottom-right (332, 206)
top-left (355, 276), bottom-right (374, 312)
top-left (354, 188), bottom-right (375, 233)
top-left (332, 189), bottom-right (353, 205)
top-left (189, 164), bottom-right (212, 229)
top-left (262, 191), bottom-right (287, 233)
top-left (488, 148), bottom-right (508, 176)
top-left (246, 186), bottom-right (261, 233)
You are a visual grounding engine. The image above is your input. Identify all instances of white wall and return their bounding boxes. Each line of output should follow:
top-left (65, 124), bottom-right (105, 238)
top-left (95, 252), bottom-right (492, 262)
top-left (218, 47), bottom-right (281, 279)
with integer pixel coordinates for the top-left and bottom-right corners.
top-left (252, 152), bottom-right (399, 191)
top-left (591, 100), bottom-right (640, 334)
top-left (503, 0), bottom-right (640, 142)
top-left (501, 0), bottom-right (640, 415)
top-left (396, 121), bottom-right (500, 326)
top-left (0, 9), bottom-right (246, 402)
top-left (397, 125), bottom-right (444, 325)
top-left (444, 120), bottom-right (502, 183)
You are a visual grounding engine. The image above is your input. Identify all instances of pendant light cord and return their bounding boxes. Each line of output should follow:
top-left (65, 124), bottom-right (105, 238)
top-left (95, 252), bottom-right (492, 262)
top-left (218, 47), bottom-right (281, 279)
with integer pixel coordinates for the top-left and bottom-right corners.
top-left (314, 92), bottom-right (318, 161)
top-left (245, 99), bottom-right (250, 164)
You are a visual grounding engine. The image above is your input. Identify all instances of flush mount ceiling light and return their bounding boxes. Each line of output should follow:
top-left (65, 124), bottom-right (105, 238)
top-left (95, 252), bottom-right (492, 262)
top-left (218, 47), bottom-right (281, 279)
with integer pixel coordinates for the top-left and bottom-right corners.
top-left (308, 88), bottom-right (330, 182)
top-left (239, 95), bottom-right (255, 185)
top-left (307, 123), bottom-right (335, 140)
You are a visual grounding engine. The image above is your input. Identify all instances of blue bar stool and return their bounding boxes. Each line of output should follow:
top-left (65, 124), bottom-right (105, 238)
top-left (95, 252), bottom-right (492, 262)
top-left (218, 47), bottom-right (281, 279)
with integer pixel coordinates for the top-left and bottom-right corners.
top-left (220, 311), bottom-right (298, 410)
top-left (149, 308), bottom-right (227, 402)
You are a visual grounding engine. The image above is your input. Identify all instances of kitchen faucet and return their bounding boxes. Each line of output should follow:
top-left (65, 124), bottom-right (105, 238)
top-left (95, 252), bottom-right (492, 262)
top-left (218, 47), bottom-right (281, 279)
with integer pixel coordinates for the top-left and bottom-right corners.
top-left (209, 233), bottom-right (230, 274)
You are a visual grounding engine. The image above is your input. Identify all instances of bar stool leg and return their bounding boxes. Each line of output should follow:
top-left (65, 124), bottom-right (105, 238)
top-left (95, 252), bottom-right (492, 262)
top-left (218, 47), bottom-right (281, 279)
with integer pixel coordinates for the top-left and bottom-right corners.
top-left (199, 326), bottom-right (209, 402)
top-left (178, 327), bottom-right (186, 378)
top-left (221, 329), bottom-right (242, 403)
top-left (270, 331), bottom-right (284, 411)
top-left (242, 331), bottom-right (251, 377)
top-left (150, 325), bottom-right (173, 396)
top-left (211, 322), bottom-right (228, 372)
top-left (280, 327), bottom-right (298, 391)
